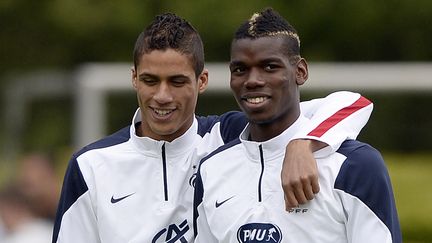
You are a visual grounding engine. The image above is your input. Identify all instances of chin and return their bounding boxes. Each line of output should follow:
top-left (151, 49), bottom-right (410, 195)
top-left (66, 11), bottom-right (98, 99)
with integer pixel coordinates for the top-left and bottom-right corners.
top-left (149, 124), bottom-right (175, 134)
top-left (249, 116), bottom-right (273, 125)
top-left (155, 128), bottom-right (177, 136)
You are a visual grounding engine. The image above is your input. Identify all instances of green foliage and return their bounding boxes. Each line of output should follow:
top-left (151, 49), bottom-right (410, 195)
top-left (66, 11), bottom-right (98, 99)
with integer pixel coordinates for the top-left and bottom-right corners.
top-left (21, 97), bottom-right (73, 151)
top-left (1, 2), bottom-right (431, 240)
top-left (385, 153), bottom-right (432, 242)
top-left (1, 0), bottom-right (432, 77)
top-left (359, 92), bottom-right (432, 152)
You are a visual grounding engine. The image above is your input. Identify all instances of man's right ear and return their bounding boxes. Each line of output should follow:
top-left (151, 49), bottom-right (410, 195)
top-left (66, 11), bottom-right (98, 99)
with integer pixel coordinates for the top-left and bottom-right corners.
top-left (131, 67), bottom-right (138, 89)
top-left (198, 69), bottom-right (209, 94)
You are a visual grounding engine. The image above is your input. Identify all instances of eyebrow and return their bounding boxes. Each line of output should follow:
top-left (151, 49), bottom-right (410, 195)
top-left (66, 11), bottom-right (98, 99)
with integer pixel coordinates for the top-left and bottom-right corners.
top-left (229, 60), bottom-right (243, 67)
top-left (168, 74), bottom-right (190, 80)
top-left (230, 57), bottom-right (284, 67)
top-left (259, 57), bottom-right (284, 64)
top-left (138, 72), bottom-right (190, 81)
top-left (138, 72), bottom-right (158, 80)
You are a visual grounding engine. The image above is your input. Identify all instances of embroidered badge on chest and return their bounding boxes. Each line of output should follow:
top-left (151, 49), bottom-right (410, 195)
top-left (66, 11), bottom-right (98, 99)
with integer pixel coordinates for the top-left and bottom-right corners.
top-left (152, 219), bottom-right (190, 243)
top-left (237, 223), bottom-right (282, 243)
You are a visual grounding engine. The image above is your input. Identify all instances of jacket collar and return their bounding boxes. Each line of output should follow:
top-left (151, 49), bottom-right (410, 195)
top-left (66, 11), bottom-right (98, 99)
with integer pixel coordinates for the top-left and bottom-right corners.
top-left (240, 115), bottom-right (310, 162)
top-left (129, 108), bottom-right (199, 157)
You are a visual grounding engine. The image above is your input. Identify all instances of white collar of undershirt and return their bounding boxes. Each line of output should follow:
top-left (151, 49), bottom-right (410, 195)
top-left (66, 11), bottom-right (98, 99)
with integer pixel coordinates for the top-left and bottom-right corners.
top-left (129, 108), bottom-right (199, 157)
top-left (240, 115), bottom-right (311, 162)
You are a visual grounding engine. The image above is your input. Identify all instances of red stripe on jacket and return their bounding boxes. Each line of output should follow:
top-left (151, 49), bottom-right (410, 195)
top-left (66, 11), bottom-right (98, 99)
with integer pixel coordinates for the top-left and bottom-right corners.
top-left (307, 96), bottom-right (372, 137)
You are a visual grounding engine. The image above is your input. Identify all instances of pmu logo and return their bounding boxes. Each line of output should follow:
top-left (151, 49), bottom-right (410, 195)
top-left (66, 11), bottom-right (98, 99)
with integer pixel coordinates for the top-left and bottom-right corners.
top-left (152, 219), bottom-right (190, 243)
top-left (237, 223), bottom-right (282, 243)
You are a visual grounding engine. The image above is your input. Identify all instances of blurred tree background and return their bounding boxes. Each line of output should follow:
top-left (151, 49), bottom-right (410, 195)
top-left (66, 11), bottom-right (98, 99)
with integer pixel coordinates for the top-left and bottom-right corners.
top-left (1, 0), bottom-right (432, 242)
top-left (1, 0), bottom-right (432, 150)
top-left (1, 0), bottom-right (432, 72)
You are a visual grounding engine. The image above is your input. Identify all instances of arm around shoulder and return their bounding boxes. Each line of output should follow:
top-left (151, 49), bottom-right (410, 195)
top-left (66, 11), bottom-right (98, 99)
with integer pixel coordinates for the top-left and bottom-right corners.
top-left (298, 91), bottom-right (373, 153)
top-left (281, 91), bottom-right (373, 209)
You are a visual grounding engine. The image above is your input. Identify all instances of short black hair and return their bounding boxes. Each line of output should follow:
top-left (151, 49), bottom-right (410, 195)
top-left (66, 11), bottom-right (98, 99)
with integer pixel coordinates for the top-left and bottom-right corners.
top-left (133, 13), bottom-right (205, 77)
top-left (234, 8), bottom-right (301, 60)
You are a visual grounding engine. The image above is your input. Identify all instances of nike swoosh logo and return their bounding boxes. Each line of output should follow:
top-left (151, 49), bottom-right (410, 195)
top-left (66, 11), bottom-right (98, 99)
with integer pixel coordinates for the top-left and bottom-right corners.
top-left (215, 196), bottom-right (235, 208)
top-left (111, 193), bottom-right (135, 204)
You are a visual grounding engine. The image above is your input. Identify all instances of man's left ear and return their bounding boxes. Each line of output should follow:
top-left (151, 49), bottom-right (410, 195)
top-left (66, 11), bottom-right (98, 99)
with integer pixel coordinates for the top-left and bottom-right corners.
top-left (131, 66), bottom-right (138, 90)
top-left (198, 68), bottom-right (209, 94)
top-left (295, 58), bottom-right (308, 86)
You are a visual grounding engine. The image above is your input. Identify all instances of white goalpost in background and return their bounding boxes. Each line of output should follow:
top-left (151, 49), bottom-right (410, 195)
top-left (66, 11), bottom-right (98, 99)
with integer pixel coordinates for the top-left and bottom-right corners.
top-left (2, 62), bottom-right (432, 159)
top-left (73, 62), bottom-right (432, 148)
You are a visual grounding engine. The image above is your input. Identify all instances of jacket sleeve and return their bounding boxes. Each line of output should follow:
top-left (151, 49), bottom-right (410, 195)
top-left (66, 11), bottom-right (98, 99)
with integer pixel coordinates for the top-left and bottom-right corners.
top-left (335, 141), bottom-right (402, 243)
top-left (193, 166), bottom-right (218, 243)
top-left (297, 91), bottom-right (373, 154)
top-left (194, 199), bottom-right (218, 243)
top-left (52, 156), bottom-right (100, 243)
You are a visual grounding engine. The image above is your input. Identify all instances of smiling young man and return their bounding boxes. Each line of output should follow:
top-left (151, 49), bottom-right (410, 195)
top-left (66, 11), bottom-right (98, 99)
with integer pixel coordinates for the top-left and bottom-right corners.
top-left (194, 8), bottom-right (401, 243)
top-left (53, 13), bottom-right (373, 243)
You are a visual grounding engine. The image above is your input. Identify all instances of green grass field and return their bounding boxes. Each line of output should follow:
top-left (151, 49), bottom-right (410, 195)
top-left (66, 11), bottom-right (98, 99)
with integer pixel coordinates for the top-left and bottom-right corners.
top-left (384, 153), bottom-right (432, 243)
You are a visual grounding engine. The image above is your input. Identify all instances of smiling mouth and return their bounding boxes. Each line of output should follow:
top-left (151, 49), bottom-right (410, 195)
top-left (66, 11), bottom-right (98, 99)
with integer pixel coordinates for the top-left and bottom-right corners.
top-left (245, 97), bottom-right (268, 104)
top-left (152, 108), bottom-right (175, 116)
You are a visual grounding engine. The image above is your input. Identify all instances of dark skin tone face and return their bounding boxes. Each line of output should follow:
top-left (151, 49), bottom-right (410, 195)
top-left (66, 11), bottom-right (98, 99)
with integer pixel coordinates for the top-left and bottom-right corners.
top-left (229, 36), bottom-right (308, 142)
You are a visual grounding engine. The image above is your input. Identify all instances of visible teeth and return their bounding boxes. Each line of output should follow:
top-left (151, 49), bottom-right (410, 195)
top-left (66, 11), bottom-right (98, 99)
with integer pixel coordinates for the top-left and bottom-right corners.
top-left (246, 97), bottom-right (266, 104)
top-left (154, 109), bottom-right (172, 116)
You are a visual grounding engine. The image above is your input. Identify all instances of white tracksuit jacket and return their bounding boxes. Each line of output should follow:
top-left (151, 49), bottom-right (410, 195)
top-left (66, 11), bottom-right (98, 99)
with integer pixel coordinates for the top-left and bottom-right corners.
top-left (194, 115), bottom-right (401, 243)
top-left (53, 92), bottom-right (373, 243)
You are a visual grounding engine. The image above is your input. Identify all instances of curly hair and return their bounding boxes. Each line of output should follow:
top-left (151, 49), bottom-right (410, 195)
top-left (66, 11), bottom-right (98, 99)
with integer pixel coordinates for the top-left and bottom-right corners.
top-left (234, 8), bottom-right (301, 60)
top-left (133, 13), bottom-right (204, 77)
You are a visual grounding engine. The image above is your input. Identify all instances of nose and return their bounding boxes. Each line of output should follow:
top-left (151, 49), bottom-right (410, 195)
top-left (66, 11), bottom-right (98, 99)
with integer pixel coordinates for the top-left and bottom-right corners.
top-left (244, 68), bottom-right (265, 89)
top-left (153, 82), bottom-right (173, 104)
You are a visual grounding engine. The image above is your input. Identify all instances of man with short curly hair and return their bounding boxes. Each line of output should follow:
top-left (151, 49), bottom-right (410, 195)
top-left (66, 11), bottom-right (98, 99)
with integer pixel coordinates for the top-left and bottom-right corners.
top-left (194, 8), bottom-right (400, 243)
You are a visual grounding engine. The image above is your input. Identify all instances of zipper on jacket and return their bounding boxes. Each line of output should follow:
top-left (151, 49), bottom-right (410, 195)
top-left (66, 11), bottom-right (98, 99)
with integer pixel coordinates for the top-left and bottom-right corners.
top-left (258, 144), bottom-right (265, 202)
top-left (161, 143), bottom-right (168, 201)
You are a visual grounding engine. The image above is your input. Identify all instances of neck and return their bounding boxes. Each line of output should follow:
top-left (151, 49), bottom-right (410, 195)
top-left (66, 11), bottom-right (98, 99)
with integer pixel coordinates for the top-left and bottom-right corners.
top-left (248, 110), bottom-right (300, 142)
